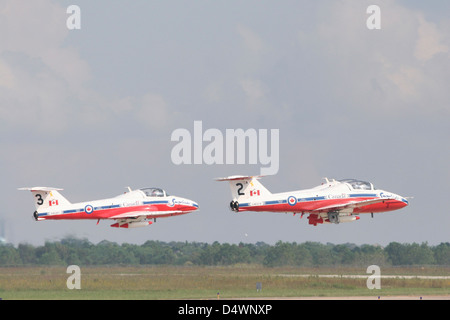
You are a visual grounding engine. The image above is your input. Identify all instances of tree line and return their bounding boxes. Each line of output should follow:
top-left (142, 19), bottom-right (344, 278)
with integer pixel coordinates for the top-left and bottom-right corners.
top-left (0, 238), bottom-right (449, 267)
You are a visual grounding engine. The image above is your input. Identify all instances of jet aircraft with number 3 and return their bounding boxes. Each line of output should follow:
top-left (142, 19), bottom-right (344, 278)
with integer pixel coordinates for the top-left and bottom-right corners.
top-left (217, 175), bottom-right (408, 226)
top-left (19, 186), bottom-right (199, 228)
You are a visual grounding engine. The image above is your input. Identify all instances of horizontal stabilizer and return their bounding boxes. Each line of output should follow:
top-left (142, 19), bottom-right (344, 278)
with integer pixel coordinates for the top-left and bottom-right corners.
top-left (215, 175), bottom-right (265, 181)
top-left (18, 187), bottom-right (64, 191)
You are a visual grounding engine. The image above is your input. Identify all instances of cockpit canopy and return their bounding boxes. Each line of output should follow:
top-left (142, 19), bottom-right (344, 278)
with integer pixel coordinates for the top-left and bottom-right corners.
top-left (140, 187), bottom-right (167, 197)
top-left (339, 179), bottom-right (375, 191)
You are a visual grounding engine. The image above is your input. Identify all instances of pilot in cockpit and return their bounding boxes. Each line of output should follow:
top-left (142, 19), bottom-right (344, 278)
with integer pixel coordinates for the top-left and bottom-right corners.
top-left (141, 188), bottom-right (165, 197)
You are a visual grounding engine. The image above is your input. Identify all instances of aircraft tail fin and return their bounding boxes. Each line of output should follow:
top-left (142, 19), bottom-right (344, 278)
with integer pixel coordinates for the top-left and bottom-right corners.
top-left (18, 187), bottom-right (71, 210)
top-left (216, 175), bottom-right (272, 201)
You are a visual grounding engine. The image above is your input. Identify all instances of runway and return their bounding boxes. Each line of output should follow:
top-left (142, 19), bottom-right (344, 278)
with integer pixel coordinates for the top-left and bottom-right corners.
top-left (286, 295), bottom-right (450, 300)
top-left (277, 274), bottom-right (450, 280)
top-left (244, 273), bottom-right (450, 300)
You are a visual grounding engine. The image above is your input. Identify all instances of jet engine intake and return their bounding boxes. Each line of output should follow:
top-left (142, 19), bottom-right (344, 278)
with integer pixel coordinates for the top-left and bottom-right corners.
top-left (328, 212), bottom-right (340, 224)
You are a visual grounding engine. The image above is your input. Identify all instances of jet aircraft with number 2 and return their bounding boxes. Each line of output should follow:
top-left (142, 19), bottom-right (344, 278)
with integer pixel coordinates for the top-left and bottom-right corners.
top-left (19, 186), bottom-right (199, 228)
top-left (217, 175), bottom-right (408, 226)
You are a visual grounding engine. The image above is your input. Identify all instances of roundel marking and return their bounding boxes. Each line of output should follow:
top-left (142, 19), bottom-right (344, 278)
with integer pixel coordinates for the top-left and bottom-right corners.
top-left (85, 205), bottom-right (94, 214)
top-left (287, 196), bottom-right (297, 206)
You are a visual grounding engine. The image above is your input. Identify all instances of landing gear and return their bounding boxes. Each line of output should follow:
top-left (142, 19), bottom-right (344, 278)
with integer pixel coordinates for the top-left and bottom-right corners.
top-left (33, 211), bottom-right (38, 221)
top-left (230, 201), bottom-right (239, 212)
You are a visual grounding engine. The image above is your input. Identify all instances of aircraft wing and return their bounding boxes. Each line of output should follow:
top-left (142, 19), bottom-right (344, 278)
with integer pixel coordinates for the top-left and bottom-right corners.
top-left (109, 210), bottom-right (190, 220)
top-left (312, 198), bottom-right (394, 213)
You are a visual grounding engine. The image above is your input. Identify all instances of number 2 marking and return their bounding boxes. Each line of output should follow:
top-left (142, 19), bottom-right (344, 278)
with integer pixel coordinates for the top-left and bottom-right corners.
top-left (35, 194), bottom-right (44, 205)
top-left (236, 183), bottom-right (244, 196)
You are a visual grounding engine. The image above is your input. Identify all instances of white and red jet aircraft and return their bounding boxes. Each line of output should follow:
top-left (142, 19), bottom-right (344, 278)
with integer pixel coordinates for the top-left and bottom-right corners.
top-left (19, 186), bottom-right (199, 228)
top-left (217, 175), bottom-right (408, 226)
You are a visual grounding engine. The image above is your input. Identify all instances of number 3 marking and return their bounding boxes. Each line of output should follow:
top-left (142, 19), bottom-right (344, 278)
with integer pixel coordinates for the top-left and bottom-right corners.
top-left (35, 194), bottom-right (44, 205)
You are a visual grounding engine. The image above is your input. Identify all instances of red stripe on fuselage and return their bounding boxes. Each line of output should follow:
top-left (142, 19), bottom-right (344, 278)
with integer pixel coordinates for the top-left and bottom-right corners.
top-left (239, 197), bottom-right (407, 213)
top-left (40, 204), bottom-right (194, 220)
top-left (352, 199), bottom-right (407, 213)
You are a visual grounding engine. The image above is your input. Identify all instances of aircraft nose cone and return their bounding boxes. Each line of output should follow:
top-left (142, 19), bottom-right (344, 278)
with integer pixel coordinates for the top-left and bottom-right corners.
top-left (401, 198), bottom-right (409, 207)
top-left (181, 198), bottom-right (199, 210)
top-left (191, 201), bottom-right (199, 210)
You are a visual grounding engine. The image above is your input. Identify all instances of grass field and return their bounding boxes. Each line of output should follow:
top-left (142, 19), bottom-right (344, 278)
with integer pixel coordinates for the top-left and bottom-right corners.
top-left (0, 265), bottom-right (449, 300)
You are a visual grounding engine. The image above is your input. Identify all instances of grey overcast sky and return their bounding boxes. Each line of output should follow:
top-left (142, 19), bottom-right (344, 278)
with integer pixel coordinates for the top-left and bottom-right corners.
top-left (1, 0), bottom-right (449, 246)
